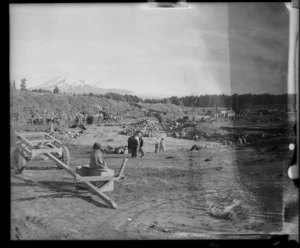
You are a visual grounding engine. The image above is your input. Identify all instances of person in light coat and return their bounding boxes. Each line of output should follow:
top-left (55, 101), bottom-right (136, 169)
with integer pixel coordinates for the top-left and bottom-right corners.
top-left (159, 138), bottom-right (165, 151)
top-left (155, 138), bottom-right (160, 153)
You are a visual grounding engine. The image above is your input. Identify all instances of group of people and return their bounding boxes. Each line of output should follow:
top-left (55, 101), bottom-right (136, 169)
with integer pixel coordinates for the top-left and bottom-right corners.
top-left (155, 138), bottom-right (165, 153)
top-left (127, 132), bottom-right (167, 157)
top-left (83, 133), bottom-right (167, 174)
top-left (127, 132), bottom-right (144, 158)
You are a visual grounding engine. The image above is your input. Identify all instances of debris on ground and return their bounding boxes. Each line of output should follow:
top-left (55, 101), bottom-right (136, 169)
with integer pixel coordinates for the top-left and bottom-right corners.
top-left (70, 123), bottom-right (87, 130)
top-left (120, 119), bottom-right (162, 137)
top-left (207, 199), bottom-right (248, 221)
top-left (148, 222), bottom-right (173, 233)
top-left (190, 145), bottom-right (201, 151)
top-left (99, 144), bottom-right (128, 154)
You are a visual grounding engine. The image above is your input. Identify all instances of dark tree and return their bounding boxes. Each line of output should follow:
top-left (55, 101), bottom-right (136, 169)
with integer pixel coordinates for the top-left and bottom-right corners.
top-left (53, 86), bottom-right (60, 94)
top-left (20, 78), bottom-right (27, 91)
top-left (11, 80), bottom-right (16, 89)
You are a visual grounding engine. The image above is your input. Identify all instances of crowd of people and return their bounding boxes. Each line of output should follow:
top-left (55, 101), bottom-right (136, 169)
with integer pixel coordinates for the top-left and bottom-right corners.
top-left (127, 132), bottom-right (166, 158)
top-left (76, 132), bottom-right (170, 177)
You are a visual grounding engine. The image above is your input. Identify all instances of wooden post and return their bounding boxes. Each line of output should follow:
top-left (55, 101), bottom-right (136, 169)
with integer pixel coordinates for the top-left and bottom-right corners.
top-left (116, 158), bottom-right (127, 179)
top-left (44, 152), bottom-right (77, 179)
top-left (82, 181), bottom-right (118, 209)
top-left (76, 176), bottom-right (120, 182)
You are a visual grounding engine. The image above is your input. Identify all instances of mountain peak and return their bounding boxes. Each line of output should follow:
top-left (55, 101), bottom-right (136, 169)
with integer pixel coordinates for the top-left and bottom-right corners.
top-left (28, 76), bottom-right (133, 95)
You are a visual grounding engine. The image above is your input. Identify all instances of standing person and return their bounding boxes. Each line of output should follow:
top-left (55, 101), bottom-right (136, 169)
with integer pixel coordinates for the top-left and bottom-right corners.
top-left (138, 132), bottom-right (145, 158)
top-left (78, 113), bottom-right (83, 125)
top-left (49, 118), bottom-right (55, 134)
top-left (155, 138), bottom-right (160, 153)
top-left (159, 138), bottom-right (165, 151)
top-left (194, 135), bottom-right (199, 142)
top-left (131, 134), bottom-right (139, 158)
top-left (127, 136), bottom-right (133, 154)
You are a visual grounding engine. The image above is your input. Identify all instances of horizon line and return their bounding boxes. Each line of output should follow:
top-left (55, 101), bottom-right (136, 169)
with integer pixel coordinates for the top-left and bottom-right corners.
top-left (17, 88), bottom-right (297, 98)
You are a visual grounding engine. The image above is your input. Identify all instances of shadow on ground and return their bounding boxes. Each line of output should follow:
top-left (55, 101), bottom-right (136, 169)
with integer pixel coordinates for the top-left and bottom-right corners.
top-left (11, 175), bottom-right (111, 209)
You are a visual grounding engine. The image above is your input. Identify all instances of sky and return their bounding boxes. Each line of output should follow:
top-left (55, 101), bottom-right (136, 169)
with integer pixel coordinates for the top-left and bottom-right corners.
top-left (10, 3), bottom-right (290, 97)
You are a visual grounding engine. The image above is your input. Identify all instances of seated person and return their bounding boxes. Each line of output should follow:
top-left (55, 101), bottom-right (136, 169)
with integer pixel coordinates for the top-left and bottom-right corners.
top-left (89, 142), bottom-right (108, 170)
top-left (76, 143), bottom-right (110, 189)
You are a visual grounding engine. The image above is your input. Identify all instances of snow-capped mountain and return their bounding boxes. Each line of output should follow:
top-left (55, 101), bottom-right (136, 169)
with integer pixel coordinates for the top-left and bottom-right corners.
top-left (28, 76), bottom-right (133, 95)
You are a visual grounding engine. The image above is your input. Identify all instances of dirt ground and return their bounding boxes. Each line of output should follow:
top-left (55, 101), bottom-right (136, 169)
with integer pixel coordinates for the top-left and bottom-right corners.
top-left (10, 124), bottom-right (299, 240)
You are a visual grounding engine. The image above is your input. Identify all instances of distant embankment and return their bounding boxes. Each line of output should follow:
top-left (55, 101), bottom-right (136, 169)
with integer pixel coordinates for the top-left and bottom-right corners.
top-left (10, 90), bottom-right (184, 124)
top-left (141, 103), bottom-right (183, 114)
top-left (10, 90), bottom-right (133, 124)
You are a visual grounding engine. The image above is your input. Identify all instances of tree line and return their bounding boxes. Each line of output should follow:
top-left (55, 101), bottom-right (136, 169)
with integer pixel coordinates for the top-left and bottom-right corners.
top-left (67, 92), bottom-right (142, 103)
top-left (10, 79), bottom-right (296, 108)
top-left (63, 92), bottom-right (298, 109)
top-left (144, 94), bottom-right (296, 110)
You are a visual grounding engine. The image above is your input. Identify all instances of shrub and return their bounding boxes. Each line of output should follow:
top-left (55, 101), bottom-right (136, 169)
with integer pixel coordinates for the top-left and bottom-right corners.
top-left (86, 115), bottom-right (94, 125)
top-left (53, 86), bottom-right (60, 94)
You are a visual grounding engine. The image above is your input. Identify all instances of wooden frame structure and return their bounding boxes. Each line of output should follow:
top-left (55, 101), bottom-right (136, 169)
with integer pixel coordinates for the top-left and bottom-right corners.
top-left (13, 132), bottom-right (127, 209)
top-left (46, 153), bottom-right (127, 209)
top-left (15, 132), bottom-right (64, 159)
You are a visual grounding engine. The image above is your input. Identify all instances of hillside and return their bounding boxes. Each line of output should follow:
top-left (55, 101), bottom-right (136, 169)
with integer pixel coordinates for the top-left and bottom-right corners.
top-left (9, 90), bottom-right (184, 124)
top-left (10, 90), bottom-right (130, 123)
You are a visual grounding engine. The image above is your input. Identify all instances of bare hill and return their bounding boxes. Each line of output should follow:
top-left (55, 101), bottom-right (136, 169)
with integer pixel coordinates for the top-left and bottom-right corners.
top-left (10, 90), bottom-right (184, 124)
top-left (10, 90), bottom-right (132, 123)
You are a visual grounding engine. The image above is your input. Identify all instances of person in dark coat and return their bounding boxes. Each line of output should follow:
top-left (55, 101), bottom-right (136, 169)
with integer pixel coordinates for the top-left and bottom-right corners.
top-left (130, 135), bottom-right (139, 158)
top-left (127, 136), bottom-right (133, 154)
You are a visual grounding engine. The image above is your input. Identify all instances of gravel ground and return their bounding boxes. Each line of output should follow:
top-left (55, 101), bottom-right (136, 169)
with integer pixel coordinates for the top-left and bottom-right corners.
top-left (10, 124), bottom-right (298, 240)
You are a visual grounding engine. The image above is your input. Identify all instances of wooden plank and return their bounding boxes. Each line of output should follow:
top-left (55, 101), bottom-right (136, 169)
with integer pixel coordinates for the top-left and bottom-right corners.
top-left (32, 148), bottom-right (61, 157)
top-left (45, 133), bottom-right (62, 144)
top-left (76, 159), bottom-right (127, 182)
top-left (44, 153), bottom-right (77, 179)
top-left (75, 175), bottom-right (119, 182)
top-left (19, 135), bottom-right (31, 143)
top-left (76, 181), bottom-right (111, 191)
top-left (18, 143), bottom-right (32, 155)
top-left (33, 148), bottom-right (61, 153)
top-left (116, 158), bottom-right (127, 178)
top-left (46, 143), bottom-right (56, 148)
top-left (17, 135), bottom-right (32, 147)
top-left (16, 132), bottom-right (48, 136)
top-left (16, 132), bottom-right (62, 146)
top-left (26, 139), bottom-right (55, 145)
top-left (19, 150), bottom-right (31, 159)
top-left (83, 181), bottom-right (118, 209)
